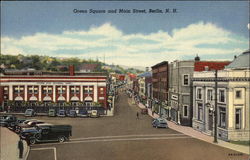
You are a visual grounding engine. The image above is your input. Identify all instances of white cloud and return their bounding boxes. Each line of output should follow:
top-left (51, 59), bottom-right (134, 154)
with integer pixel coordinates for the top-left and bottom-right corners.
top-left (1, 22), bottom-right (248, 67)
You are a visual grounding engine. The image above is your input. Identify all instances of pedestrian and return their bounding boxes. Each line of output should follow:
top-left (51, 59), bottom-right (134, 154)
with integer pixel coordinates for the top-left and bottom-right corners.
top-left (18, 137), bottom-right (24, 159)
top-left (8, 105), bottom-right (10, 113)
top-left (136, 112), bottom-right (139, 119)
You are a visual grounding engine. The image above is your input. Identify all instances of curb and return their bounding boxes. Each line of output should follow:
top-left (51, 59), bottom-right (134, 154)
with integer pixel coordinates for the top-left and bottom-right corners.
top-left (131, 99), bottom-right (250, 155)
top-left (22, 141), bottom-right (30, 160)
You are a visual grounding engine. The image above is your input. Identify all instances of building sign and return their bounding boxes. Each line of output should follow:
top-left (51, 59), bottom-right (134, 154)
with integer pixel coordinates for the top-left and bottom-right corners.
top-left (99, 97), bottom-right (105, 100)
top-left (171, 95), bottom-right (178, 100)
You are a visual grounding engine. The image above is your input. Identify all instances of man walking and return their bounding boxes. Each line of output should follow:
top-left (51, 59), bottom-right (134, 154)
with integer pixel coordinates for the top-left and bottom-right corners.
top-left (18, 137), bottom-right (24, 159)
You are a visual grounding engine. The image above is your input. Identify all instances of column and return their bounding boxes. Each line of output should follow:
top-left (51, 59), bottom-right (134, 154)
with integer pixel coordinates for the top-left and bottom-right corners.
top-left (228, 88), bottom-right (234, 128)
top-left (9, 85), bottom-right (13, 101)
top-left (39, 85), bottom-right (42, 101)
top-left (24, 85), bottom-right (28, 101)
top-left (94, 84), bottom-right (98, 102)
top-left (66, 85), bottom-right (70, 102)
top-left (80, 85), bottom-right (83, 102)
top-left (53, 85), bottom-right (56, 102)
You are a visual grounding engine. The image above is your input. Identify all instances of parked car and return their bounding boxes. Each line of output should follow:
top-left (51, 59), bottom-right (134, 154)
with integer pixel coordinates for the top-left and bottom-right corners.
top-left (141, 108), bottom-right (148, 115)
top-left (90, 110), bottom-right (100, 118)
top-left (77, 110), bottom-right (88, 118)
top-left (21, 124), bottom-right (72, 144)
top-left (48, 109), bottom-right (57, 117)
top-left (68, 110), bottom-right (77, 118)
top-left (57, 110), bottom-right (66, 117)
top-left (152, 118), bottom-right (168, 128)
top-left (15, 119), bottom-right (38, 133)
top-left (0, 115), bottom-right (17, 127)
top-left (25, 109), bottom-right (36, 117)
top-left (9, 118), bottom-right (26, 131)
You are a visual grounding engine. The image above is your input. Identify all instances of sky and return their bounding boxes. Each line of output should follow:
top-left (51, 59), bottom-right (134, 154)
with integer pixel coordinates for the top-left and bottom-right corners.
top-left (1, 1), bottom-right (249, 67)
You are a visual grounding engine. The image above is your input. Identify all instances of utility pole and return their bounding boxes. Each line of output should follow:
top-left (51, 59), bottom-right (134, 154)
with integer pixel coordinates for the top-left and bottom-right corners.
top-left (214, 69), bottom-right (218, 143)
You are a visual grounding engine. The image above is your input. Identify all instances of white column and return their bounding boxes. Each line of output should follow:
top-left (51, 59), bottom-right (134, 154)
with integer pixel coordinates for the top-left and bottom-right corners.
top-left (9, 85), bottom-right (13, 101)
top-left (53, 85), bottom-right (56, 102)
top-left (80, 85), bottom-right (83, 101)
top-left (66, 85), bottom-right (70, 102)
top-left (39, 85), bottom-right (42, 101)
top-left (94, 84), bottom-right (98, 102)
top-left (24, 85), bottom-right (28, 101)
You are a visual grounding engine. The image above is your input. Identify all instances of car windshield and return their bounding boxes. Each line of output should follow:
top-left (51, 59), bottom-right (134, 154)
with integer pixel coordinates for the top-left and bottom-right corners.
top-left (25, 110), bottom-right (32, 113)
top-left (59, 110), bottom-right (65, 114)
top-left (70, 110), bottom-right (76, 113)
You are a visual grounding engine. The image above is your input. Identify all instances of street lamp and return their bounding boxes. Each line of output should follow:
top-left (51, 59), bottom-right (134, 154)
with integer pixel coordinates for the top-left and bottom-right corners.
top-left (205, 102), bottom-right (217, 143)
top-left (205, 69), bottom-right (218, 143)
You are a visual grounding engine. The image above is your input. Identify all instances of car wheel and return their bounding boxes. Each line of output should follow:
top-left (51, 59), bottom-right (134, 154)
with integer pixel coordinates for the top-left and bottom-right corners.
top-left (58, 136), bottom-right (65, 143)
top-left (35, 133), bottom-right (42, 139)
top-left (30, 139), bottom-right (36, 145)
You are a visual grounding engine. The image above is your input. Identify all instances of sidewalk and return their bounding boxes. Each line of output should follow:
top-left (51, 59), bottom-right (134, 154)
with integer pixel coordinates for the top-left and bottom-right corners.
top-left (133, 100), bottom-right (250, 155)
top-left (0, 127), bottom-right (30, 160)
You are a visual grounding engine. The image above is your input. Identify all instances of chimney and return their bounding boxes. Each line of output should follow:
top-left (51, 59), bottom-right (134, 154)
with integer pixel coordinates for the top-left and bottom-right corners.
top-left (69, 65), bottom-right (75, 76)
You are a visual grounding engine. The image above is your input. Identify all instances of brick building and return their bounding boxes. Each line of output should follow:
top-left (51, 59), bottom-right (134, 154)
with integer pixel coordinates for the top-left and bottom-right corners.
top-left (0, 66), bottom-right (108, 111)
top-left (151, 61), bottom-right (169, 114)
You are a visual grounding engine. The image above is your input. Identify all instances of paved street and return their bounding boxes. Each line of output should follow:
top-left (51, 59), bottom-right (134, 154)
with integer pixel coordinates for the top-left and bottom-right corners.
top-left (26, 92), bottom-right (249, 160)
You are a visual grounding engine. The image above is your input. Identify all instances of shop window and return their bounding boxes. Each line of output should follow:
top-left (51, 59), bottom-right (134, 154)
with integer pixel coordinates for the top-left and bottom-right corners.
top-left (219, 89), bottom-right (225, 103)
top-left (235, 109), bottom-right (241, 129)
top-left (197, 103), bottom-right (203, 121)
top-left (219, 107), bottom-right (226, 128)
top-left (197, 88), bottom-right (202, 100)
top-left (183, 105), bottom-right (188, 117)
top-left (183, 74), bottom-right (189, 86)
top-left (207, 89), bottom-right (213, 101)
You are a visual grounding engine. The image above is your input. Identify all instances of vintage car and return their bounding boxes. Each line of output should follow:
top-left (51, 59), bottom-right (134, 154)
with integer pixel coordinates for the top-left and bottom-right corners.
top-left (90, 110), bottom-right (100, 118)
top-left (21, 124), bottom-right (72, 144)
top-left (0, 115), bottom-right (17, 127)
top-left (77, 110), bottom-right (88, 118)
top-left (152, 118), bottom-right (168, 128)
top-left (141, 108), bottom-right (148, 115)
top-left (48, 109), bottom-right (57, 117)
top-left (68, 110), bottom-right (77, 118)
top-left (24, 109), bottom-right (36, 117)
top-left (57, 110), bottom-right (67, 117)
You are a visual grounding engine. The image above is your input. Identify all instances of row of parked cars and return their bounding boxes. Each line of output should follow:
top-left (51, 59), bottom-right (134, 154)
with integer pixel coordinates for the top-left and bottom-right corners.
top-left (0, 115), bottom-right (72, 145)
top-left (25, 108), bottom-right (100, 118)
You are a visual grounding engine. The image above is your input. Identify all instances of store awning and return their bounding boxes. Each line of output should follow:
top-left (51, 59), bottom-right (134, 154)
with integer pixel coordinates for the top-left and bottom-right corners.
top-left (58, 96), bottom-right (66, 101)
top-left (84, 96), bottom-right (93, 101)
top-left (43, 96), bottom-right (52, 101)
top-left (15, 96), bottom-right (23, 101)
top-left (71, 96), bottom-right (79, 101)
top-left (29, 96), bottom-right (38, 101)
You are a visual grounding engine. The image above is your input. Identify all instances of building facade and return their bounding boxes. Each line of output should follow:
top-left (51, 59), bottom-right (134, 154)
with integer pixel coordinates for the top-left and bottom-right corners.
top-left (168, 58), bottom-right (230, 126)
top-left (151, 61), bottom-right (169, 114)
top-left (192, 50), bottom-right (250, 141)
top-left (0, 67), bottom-right (108, 110)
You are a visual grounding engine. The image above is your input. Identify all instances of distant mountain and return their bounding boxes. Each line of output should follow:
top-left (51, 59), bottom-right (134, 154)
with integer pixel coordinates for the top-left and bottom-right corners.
top-left (119, 65), bottom-right (145, 71)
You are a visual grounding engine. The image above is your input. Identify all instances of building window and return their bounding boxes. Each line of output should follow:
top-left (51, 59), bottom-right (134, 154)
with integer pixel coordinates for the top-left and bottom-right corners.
top-left (197, 88), bottom-right (202, 100)
top-left (219, 89), bottom-right (225, 103)
top-left (75, 87), bottom-right (80, 94)
top-left (28, 87), bottom-right (33, 94)
top-left (207, 89), bottom-right (213, 101)
top-left (4, 87), bottom-right (8, 94)
top-left (235, 90), bottom-right (241, 99)
top-left (47, 87), bottom-right (52, 94)
top-left (235, 109), bottom-right (241, 129)
top-left (34, 87), bottom-right (38, 94)
top-left (197, 103), bottom-right (203, 121)
top-left (219, 107), bottom-right (226, 128)
top-left (183, 105), bottom-right (188, 117)
top-left (183, 75), bottom-right (189, 86)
